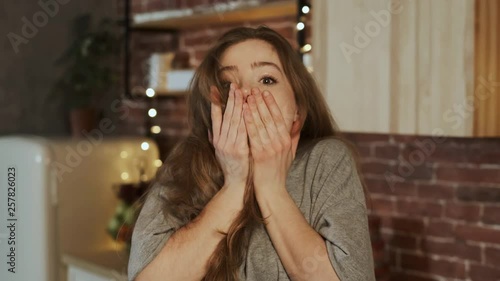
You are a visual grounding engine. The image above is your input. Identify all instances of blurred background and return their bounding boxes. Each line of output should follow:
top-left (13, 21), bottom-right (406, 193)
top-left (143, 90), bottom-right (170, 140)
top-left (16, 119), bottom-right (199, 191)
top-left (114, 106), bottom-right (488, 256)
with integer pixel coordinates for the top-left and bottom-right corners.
top-left (0, 0), bottom-right (499, 281)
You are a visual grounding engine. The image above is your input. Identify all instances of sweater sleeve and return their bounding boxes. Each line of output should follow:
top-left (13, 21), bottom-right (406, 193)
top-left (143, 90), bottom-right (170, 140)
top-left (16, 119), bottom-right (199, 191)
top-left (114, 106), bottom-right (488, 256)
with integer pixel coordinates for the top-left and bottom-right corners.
top-left (310, 139), bottom-right (376, 281)
top-left (128, 184), bottom-right (176, 281)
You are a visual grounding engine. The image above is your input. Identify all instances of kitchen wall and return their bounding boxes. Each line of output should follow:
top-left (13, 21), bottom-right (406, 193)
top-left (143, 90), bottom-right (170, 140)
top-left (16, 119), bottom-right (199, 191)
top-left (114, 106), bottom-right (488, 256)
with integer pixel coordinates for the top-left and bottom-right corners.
top-left (122, 1), bottom-right (500, 280)
top-left (347, 133), bottom-right (500, 281)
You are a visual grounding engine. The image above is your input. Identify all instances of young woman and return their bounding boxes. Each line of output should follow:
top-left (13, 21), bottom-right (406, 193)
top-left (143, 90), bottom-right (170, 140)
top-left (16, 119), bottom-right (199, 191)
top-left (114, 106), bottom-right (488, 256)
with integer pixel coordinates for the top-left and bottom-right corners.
top-left (128, 26), bottom-right (375, 281)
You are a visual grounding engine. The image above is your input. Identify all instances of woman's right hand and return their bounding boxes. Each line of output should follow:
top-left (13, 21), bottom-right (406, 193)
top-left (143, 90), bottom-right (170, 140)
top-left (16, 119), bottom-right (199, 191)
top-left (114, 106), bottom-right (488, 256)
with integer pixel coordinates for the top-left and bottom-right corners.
top-left (210, 83), bottom-right (249, 188)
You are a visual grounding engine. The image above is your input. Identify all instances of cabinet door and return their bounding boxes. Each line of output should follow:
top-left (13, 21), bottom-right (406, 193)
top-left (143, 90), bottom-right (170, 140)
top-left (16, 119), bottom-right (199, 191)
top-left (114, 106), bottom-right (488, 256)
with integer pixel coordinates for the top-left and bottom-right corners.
top-left (68, 265), bottom-right (116, 281)
top-left (474, 0), bottom-right (500, 136)
top-left (312, 0), bottom-right (477, 136)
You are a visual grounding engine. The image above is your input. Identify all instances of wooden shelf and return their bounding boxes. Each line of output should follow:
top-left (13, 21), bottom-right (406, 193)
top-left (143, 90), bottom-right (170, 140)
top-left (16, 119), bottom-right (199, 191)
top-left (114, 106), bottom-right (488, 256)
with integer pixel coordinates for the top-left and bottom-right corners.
top-left (130, 88), bottom-right (188, 98)
top-left (132, 0), bottom-right (296, 30)
top-left (153, 90), bottom-right (188, 97)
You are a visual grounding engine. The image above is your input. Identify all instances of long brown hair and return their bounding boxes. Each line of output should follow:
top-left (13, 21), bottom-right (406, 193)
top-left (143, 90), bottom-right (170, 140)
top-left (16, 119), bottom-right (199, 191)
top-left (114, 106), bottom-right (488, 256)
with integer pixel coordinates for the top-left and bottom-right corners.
top-left (154, 26), bottom-right (343, 280)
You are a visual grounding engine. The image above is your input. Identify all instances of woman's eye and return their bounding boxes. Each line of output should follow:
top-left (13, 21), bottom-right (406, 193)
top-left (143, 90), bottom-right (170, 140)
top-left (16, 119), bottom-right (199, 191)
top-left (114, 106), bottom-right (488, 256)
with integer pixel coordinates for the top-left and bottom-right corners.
top-left (260, 76), bottom-right (277, 85)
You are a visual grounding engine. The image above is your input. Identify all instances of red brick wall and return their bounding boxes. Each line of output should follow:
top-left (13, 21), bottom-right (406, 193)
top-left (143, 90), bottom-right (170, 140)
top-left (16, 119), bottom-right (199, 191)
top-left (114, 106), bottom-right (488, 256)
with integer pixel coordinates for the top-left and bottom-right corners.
top-left (119, 1), bottom-right (500, 281)
top-left (345, 133), bottom-right (500, 281)
top-left (179, 15), bottom-right (299, 67)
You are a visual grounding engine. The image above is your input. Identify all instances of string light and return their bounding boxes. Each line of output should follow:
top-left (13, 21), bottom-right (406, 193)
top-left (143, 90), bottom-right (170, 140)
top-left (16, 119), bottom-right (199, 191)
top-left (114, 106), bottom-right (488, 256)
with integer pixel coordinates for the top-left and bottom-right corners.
top-left (298, 1), bottom-right (311, 58)
top-left (120, 151), bottom-right (128, 158)
top-left (151, 125), bottom-right (161, 134)
top-left (301, 44), bottom-right (312, 53)
top-left (146, 88), bottom-right (158, 137)
top-left (148, 108), bottom-right (157, 117)
top-left (146, 88), bottom-right (155, 97)
top-left (121, 172), bottom-right (129, 180)
top-left (141, 142), bottom-right (150, 151)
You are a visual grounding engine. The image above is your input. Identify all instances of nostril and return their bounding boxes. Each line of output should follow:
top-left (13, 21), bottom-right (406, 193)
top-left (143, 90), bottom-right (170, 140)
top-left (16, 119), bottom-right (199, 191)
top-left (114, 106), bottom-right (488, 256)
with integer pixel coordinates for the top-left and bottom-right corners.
top-left (241, 88), bottom-right (251, 100)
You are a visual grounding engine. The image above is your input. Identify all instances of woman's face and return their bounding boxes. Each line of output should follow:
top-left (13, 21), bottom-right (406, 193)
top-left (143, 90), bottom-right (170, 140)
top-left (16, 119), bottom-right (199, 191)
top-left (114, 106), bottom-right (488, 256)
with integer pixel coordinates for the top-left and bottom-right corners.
top-left (218, 39), bottom-right (298, 133)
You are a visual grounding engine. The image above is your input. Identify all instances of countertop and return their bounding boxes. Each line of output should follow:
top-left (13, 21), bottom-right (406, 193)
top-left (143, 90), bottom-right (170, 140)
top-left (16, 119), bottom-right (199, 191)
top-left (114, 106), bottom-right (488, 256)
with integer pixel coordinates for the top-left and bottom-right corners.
top-left (61, 246), bottom-right (129, 281)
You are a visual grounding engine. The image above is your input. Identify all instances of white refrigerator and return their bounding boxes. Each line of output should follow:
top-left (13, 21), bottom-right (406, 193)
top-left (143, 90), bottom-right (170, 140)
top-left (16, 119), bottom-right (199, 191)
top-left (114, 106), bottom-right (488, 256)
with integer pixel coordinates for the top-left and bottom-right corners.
top-left (0, 136), bottom-right (160, 281)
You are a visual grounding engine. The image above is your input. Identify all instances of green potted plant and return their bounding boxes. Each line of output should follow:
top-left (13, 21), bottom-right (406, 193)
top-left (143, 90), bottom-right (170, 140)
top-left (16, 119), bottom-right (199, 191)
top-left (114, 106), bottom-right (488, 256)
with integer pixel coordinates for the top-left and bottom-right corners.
top-left (54, 14), bottom-right (121, 137)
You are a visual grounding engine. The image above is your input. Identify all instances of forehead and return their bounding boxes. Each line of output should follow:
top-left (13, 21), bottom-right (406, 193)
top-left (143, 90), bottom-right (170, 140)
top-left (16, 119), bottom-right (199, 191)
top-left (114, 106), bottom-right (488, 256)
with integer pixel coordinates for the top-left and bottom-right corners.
top-left (220, 39), bottom-right (281, 67)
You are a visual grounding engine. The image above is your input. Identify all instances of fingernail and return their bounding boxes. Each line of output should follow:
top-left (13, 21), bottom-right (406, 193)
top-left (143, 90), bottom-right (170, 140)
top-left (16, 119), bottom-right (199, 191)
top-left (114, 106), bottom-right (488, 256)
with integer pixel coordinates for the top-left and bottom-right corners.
top-left (263, 91), bottom-right (270, 97)
top-left (230, 83), bottom-right (235, 90)
top-left (251, 88), bottom-right (259, 95)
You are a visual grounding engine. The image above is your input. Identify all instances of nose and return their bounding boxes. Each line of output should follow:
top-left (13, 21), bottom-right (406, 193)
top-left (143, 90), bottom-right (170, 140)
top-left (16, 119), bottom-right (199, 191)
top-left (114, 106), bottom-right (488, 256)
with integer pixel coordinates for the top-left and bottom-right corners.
top-left (239, 84), bottom-right (252, 101)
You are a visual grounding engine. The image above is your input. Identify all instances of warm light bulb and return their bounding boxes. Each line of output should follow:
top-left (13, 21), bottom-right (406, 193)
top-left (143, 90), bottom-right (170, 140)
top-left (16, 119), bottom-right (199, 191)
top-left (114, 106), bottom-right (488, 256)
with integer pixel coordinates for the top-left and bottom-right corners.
top-left (146, 88), bottom-right (155, 97)
top-left (151, 125), bottom-right (161, 134)
top-left (141, 142), bottom-right (150, 151)
top-left (120, 151), bottom-right (128, 158)
top-left (154, 159), bottom-right (162, 167)
top-left (302, 6), bottom-right (310, 14)
top-left (121, 172), bottom-right (129, 180)
top-left (296, 22), bottom-right (305, 31)
top-left (148, 108), bottom-right (157, 117)
top-left (301, 44), bottom-right (312, 53)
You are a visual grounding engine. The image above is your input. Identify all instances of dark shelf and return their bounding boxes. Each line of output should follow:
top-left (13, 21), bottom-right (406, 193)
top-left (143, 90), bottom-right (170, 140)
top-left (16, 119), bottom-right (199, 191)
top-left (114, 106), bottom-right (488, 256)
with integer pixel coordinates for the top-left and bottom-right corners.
top-left (132, 0), bottom-right (296, 30)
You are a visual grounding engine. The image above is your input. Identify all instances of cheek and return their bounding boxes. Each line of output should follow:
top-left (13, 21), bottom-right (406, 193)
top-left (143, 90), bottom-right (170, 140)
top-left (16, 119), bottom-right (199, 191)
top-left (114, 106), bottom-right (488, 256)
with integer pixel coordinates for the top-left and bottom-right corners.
top-left (273, 95), bottom-right (296, 129)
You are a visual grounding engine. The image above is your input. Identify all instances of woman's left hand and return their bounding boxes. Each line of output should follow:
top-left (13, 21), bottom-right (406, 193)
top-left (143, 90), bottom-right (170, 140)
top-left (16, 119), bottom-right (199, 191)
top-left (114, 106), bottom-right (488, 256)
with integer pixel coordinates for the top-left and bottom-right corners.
top-left (243, 88), bottom-right (299, 196)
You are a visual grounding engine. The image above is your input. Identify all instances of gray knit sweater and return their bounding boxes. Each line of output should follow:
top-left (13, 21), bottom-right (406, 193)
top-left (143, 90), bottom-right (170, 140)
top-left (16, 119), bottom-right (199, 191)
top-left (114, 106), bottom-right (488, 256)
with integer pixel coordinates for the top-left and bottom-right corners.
top-left (128, 138), bottom-right (375, 281)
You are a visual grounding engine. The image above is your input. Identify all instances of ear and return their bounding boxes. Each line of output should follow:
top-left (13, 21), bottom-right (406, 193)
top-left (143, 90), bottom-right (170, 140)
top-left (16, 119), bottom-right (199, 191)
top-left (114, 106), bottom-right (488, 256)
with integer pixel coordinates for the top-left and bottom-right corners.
top-left (208, 129), bottom-right (213, 146)
top-left (290, 113), bottom-right (302, 137)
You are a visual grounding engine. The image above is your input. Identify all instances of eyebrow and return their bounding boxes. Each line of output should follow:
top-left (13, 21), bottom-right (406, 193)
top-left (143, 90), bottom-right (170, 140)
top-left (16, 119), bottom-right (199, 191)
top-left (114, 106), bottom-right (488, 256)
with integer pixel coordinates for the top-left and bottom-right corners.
top-left (218, 61), bottom-right (283, 75)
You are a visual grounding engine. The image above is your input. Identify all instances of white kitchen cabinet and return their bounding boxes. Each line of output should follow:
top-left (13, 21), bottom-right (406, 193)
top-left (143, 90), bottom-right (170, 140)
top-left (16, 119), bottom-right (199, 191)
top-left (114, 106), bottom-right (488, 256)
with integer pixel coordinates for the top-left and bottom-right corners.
top-left (312, 0), bottom-right (500, 137)
top-left (68, 266), bottom-right (116, 281)
top-left (64, 254), bottom-right (127, 281)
